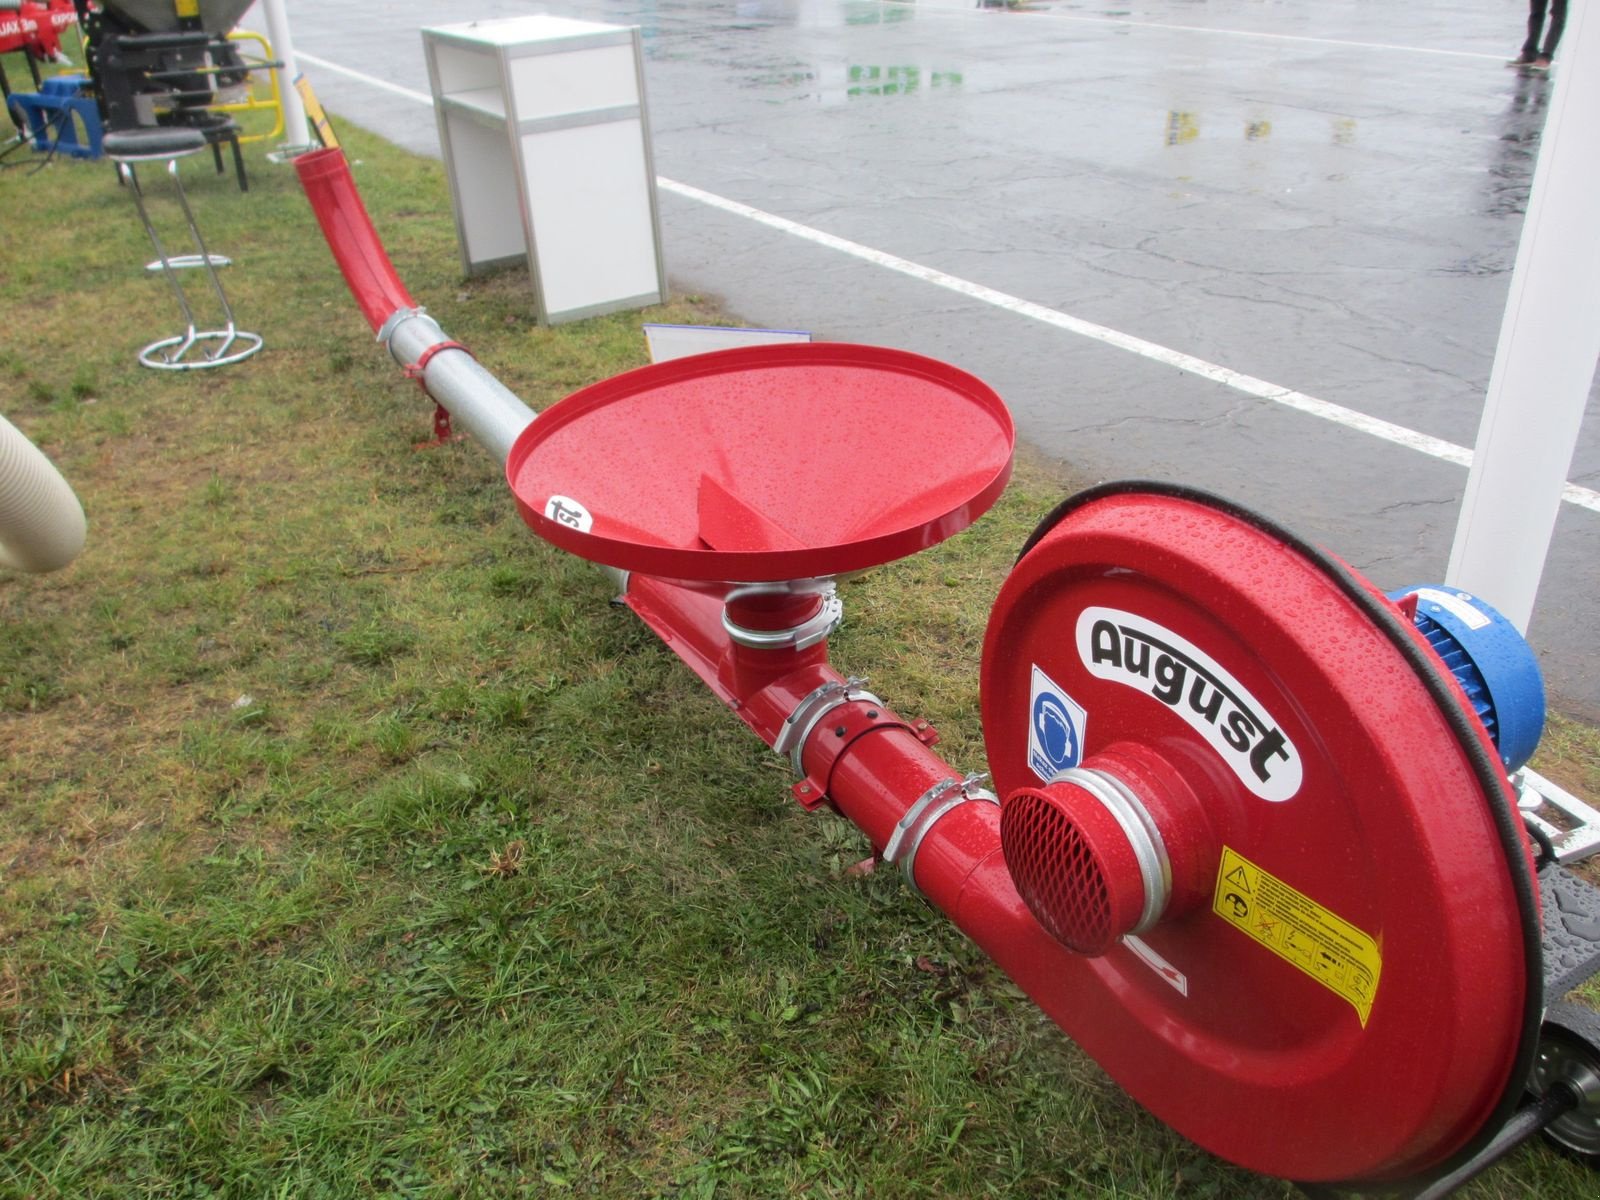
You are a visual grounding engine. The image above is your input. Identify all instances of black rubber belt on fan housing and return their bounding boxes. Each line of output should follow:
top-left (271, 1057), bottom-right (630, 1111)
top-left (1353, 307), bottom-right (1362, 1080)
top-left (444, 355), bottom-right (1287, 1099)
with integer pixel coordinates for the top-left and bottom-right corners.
top-left (1014, 480), bottom-right (1544, 1195)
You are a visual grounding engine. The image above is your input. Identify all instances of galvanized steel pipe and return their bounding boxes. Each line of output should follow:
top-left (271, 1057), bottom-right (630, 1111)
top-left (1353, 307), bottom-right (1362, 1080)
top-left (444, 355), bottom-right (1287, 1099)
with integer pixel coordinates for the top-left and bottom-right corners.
top-left (381, 309), bottom-right (535, 465)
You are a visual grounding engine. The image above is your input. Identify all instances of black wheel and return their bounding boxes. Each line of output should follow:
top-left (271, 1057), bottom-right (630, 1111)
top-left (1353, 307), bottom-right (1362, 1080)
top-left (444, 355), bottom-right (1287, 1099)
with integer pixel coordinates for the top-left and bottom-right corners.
top-left (1531, 1002), bottom-right (1600, 1165)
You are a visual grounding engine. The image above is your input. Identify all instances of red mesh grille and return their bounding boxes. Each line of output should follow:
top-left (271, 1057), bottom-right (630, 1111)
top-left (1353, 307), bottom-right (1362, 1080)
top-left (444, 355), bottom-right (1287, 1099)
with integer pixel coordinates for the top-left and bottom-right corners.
top-left (1001, 788), bottom-right (1118, 954)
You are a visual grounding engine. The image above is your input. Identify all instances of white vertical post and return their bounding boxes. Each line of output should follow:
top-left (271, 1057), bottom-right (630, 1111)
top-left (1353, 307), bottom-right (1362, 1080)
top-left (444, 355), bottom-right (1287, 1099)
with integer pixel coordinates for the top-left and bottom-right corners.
top-left (257, 0), bottom-right (312, 152)
top-left (1446, 6), bottom-right (1600, 631)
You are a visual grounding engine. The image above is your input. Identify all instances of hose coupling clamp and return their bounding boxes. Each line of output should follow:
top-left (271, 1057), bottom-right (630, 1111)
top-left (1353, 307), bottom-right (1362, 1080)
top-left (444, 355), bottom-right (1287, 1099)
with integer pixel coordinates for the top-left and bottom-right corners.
top-left (722, 585), bottom-right (844, 653)
top-left (775, 676), bottom-right (880, 776)
top-left (376, 305), bottom-right (430, 346)
top-left (883, 773), bottom-right (999, 894)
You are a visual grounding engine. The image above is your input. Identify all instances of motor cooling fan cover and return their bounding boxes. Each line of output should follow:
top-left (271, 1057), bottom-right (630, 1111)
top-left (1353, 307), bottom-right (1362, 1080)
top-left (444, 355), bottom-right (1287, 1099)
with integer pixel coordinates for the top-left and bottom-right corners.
top-left (979, 485), bottom-right (1536, 1183)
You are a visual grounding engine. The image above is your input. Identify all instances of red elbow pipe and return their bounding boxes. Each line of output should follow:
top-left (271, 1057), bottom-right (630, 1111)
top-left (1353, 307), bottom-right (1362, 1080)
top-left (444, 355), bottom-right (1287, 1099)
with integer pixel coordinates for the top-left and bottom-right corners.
top-left (295, 147), bottom-right (417, 332)
top-left (627, 572), bottom-right (1049, 981)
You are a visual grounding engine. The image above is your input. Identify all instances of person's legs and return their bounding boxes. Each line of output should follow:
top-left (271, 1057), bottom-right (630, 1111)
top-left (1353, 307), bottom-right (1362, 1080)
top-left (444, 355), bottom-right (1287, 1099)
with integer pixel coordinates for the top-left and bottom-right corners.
top-left (1522, 0), bottom-right (1549, 60)
top-left (1541, 0), bottom-right (1568, 59)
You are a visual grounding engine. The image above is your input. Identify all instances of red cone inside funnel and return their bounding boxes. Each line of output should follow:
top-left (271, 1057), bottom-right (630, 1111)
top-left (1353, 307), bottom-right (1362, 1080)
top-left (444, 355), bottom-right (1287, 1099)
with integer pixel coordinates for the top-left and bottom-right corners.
top-left (507, 343), bottom-right (1014, 581)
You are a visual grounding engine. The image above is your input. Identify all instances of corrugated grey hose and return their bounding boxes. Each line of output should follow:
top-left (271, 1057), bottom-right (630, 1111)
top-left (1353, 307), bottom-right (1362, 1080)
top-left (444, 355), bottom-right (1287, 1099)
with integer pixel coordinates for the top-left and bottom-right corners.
top-left (0, 412), bottom-right (86, 573)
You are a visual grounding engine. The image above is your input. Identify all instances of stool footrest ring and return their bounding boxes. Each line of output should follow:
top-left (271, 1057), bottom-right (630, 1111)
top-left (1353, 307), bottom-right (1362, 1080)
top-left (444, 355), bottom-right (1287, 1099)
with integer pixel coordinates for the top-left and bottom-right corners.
top-left (139, 330), bottom-right (263, 371)
top-left (147, 254), bottom-right (232, 272)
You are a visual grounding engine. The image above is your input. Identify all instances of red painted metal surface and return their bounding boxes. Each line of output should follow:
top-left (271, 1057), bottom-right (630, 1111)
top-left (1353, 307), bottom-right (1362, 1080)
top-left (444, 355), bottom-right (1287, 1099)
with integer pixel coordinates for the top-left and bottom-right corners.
top-left (292, 141), bottom-right (1531, 1180)
top-left (624, 574), bottom-right (834, 724)
top-left (0, 2), bottom-right (76, 60)
top-left (294, 148), bottom-right (418, 333)
top-left (555, 473), bottom-right (1531, 1184)
top-left (977, 488), bottom-right (1530, 1182)
top-left (505, 343), bottom-right (1014, 582)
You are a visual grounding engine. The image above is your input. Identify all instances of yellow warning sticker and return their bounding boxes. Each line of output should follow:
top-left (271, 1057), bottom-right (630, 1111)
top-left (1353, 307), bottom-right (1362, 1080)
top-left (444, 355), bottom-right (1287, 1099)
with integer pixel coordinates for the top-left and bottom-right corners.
top-left (1213, 846), bottom-right (1382, 1027)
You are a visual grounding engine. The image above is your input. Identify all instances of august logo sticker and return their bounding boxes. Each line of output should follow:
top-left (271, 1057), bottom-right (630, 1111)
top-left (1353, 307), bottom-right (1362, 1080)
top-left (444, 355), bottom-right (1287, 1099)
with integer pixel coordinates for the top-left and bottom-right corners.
top-left (1075, 607), bottom-right (1302, 802)
top-left (1027, 665), bottom-right (1087, 783)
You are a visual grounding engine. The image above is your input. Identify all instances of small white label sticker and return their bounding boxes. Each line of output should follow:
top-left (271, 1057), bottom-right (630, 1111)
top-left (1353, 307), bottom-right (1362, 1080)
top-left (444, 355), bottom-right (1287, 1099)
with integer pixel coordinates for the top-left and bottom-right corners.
top-left (1411, 587), bottom-right (1491, 631)
top-left (1027, 665), bottom-right (1087, 783)
top-left (544, 495), bottom-right (593, 533)
top-left (1076, 607), bottom-right (1302, 802)
top-left (1124, 935), bottom-right (1189, 996)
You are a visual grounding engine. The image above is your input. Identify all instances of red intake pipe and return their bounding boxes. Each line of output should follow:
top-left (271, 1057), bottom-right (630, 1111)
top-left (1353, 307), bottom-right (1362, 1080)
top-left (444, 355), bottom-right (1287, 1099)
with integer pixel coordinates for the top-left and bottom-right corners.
top-left (295, 147), bottom-right (417, 333)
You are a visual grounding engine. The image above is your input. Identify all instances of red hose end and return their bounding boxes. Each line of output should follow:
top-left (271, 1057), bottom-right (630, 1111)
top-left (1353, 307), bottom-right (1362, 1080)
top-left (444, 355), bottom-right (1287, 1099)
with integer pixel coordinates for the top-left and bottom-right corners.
top-left (295, 147), bottom-right (417, 333)
top-left (292, 145), bottom-right (350, 183)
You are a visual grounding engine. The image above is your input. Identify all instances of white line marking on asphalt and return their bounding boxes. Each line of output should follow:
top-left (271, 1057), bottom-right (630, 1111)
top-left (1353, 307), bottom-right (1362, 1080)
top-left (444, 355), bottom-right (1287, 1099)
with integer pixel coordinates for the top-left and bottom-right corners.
top-left (656, 181), bottom-right (1600, 515)
top-left (295, 54), bottom-right (1600, 515)
top-left (298, 52), bottom-right (434, 105)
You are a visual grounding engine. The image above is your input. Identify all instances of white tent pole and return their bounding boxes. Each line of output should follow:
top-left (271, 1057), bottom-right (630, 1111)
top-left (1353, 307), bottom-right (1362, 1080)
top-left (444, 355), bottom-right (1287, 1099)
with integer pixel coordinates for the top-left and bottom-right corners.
top-left (1446, 5), bottom-right (1600, 631)
top-left (249, 0), bottom-right (312, 152)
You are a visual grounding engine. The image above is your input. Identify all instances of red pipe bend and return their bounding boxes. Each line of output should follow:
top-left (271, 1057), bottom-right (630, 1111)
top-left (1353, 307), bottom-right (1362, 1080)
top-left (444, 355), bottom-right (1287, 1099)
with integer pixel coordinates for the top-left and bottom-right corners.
top-left (627, 572), bottom-right (1057, 971)
top-left (295, 147), bottom-right (417, 333)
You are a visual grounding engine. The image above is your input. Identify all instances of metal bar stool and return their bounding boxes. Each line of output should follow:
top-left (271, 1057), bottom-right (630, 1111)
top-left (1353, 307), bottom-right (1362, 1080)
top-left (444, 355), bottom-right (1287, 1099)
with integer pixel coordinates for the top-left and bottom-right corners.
top-left (102, 125), bottom-right (262, 370)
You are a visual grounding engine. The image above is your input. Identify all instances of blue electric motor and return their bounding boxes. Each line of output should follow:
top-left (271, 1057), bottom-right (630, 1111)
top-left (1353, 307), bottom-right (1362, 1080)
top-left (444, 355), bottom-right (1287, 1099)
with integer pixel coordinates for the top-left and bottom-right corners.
top-left (1388, 584), bottom-right (1546, 773)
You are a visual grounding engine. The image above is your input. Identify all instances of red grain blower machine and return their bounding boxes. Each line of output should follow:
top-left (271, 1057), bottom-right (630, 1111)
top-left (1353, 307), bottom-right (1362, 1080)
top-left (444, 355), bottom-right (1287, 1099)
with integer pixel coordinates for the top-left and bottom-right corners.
top-left (297, 146), bottom-right (1600, 1197)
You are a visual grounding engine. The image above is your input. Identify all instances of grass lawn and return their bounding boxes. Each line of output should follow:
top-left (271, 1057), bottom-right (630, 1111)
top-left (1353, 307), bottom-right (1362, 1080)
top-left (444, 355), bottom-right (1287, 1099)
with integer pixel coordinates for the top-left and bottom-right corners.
top-left (3, 88), bottom-right (1599, 1199)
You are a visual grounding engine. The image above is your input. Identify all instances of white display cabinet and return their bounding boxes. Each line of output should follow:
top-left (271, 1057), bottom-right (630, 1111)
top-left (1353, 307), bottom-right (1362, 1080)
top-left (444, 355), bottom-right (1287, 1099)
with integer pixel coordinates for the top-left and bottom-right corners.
top-left (422, 15), bottom-right (667, 325)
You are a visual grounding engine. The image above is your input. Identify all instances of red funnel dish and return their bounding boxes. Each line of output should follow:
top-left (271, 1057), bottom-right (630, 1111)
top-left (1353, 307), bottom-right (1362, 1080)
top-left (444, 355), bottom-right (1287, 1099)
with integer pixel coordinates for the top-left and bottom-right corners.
top-left (507, 343), bottom-right (1014, 581)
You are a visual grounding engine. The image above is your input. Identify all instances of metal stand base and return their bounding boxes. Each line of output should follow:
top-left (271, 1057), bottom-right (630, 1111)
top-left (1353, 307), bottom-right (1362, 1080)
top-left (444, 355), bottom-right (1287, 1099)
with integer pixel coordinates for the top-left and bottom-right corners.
top-left (1519, 768), bottom-right (1600, 864)
top-left (138, 329), bottom-right (263, 371)
top-left (146, 253), bottom-right (232, 272)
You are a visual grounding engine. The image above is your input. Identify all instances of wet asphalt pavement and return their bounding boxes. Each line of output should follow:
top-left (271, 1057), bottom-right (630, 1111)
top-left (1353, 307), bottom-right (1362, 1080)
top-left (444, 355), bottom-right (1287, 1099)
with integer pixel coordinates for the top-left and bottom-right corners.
top-left (275, 0), bottom-right (1600, 718)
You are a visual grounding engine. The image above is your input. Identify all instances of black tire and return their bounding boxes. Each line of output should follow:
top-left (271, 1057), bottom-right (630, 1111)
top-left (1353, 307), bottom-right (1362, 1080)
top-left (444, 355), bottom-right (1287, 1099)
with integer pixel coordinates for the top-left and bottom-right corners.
top-left (1532, 1002), bottom-right (1600, 1166)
